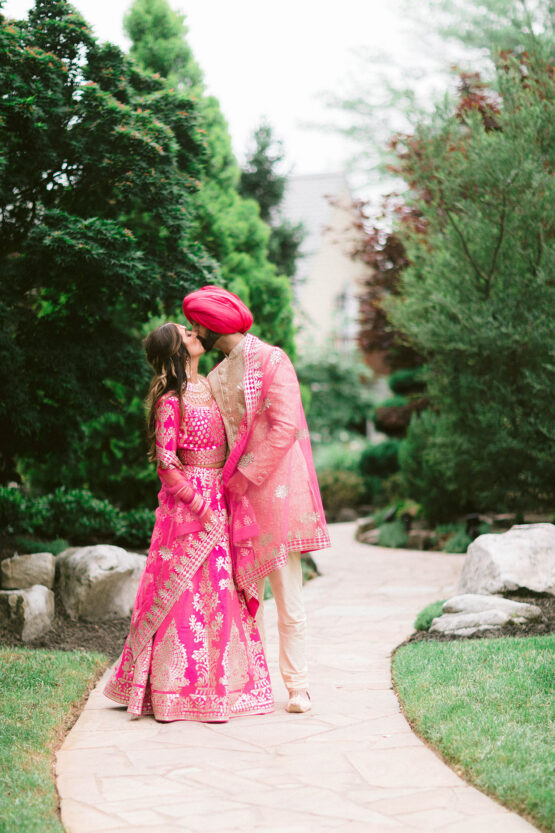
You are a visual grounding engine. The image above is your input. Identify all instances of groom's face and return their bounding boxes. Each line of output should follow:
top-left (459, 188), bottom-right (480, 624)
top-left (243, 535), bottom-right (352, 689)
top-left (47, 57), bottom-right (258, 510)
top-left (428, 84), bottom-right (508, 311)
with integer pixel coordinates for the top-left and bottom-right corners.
top-left (191, 322), bottom-right (221, 352)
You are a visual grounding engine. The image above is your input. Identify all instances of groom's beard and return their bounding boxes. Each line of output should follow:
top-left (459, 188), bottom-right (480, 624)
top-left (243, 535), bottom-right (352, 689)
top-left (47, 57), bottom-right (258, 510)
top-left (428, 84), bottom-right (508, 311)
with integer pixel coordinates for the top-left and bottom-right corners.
top-left (197, 328), bottom-right (221, 352)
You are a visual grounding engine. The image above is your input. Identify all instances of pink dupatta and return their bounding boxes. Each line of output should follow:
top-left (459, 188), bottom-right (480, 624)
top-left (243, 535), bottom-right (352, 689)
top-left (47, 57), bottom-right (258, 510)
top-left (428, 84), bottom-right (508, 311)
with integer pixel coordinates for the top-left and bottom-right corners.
top-left (222, 336), bottom-right (330, 614)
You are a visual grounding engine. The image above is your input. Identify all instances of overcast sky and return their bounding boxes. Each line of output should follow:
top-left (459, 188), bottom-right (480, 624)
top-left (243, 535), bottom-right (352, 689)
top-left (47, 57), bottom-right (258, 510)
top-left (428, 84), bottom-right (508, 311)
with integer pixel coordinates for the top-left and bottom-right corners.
top-left (3, 0), bottom-right (461, 187)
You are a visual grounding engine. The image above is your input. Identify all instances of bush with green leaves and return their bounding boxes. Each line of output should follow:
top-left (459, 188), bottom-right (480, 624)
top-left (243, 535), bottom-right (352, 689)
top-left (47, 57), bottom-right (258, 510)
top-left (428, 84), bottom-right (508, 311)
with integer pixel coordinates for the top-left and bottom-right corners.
top-left (317, 469), bottom-right (366, 515)
top-left (296, 352), bottom-right (374, 442)
top-left (39, 489), bottom-right (127, 543)
top-left (0, 485), bottom-right (156, 548)
top-left (0, 487), bottom-right (32, 535)
top-left (377, 519), bottom-right (408, 549)
top-left (360, 440), bottom-right (400, 480)
top-left (0, 487), bottom-right (50, 536)
top-left (11, 536), bottom-right (69, 556)
top-left (389, 368), bottom-right (426, 395)
top-left (414, 600), bottom-right (445, 631)
top-left (118, 507), bottom-right (156, 549)
top-left (312, 439), bottom-right (367, 474)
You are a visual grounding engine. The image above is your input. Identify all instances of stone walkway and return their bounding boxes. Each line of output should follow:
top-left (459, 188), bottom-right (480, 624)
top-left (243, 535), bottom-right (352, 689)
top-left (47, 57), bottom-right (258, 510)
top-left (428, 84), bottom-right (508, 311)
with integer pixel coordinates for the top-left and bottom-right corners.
top-left (56, 522), bottom-right (540, 833)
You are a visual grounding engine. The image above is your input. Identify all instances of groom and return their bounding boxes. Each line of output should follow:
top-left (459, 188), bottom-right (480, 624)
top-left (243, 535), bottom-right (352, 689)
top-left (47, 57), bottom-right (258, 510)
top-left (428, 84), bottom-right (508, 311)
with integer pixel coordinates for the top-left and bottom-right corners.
top-left (183, 285), bottom-right (331, 713)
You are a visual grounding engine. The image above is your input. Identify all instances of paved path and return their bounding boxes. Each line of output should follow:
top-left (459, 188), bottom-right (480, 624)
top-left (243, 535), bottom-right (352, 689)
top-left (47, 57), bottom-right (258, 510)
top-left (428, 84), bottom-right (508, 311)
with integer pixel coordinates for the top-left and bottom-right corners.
top-left (56, 523), bottom-right (540, 833)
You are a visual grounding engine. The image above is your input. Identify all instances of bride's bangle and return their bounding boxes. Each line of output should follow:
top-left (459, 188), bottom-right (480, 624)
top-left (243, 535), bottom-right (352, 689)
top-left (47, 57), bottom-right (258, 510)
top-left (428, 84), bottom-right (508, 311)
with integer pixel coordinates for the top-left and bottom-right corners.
top-left (189, 493), bottom-right (205, 515)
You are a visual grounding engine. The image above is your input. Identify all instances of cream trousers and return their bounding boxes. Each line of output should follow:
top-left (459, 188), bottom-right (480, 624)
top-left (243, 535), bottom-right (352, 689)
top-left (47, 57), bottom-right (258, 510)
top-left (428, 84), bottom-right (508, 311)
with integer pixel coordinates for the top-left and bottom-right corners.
top-left (256, 551), bottom-right (308, 692)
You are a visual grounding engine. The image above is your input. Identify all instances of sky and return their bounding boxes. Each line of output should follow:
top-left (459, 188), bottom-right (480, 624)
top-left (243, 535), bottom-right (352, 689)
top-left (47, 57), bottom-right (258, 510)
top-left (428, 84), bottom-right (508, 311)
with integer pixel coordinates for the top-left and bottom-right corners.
top-left (3, 0), bottom-right (462, 189)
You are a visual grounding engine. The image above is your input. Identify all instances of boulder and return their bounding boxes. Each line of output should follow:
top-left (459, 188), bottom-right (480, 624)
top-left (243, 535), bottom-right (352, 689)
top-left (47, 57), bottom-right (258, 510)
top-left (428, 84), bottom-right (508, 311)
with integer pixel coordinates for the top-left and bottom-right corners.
top-left (443, 593), bottom-right (543, 618)
top-left (56, 545), bottom-right (146, 621)
top-left (356, 516), bottom-right (377, 541)
top-left (1, 552), bottom-right (55, 590)
top-left (0, 585), bottom-right (55, 641)
top-left (358, 528), bottom-right (380, 546)
top-left (457, 523), bottom-right (555, 596)
top-left (430, 593), bottom-right (543, 636)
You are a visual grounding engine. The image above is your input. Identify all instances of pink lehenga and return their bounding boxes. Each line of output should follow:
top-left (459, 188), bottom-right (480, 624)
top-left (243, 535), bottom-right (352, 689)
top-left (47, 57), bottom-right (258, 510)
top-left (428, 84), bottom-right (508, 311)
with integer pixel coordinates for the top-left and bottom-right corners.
top-left (104, 378), bottom-right (274, 722)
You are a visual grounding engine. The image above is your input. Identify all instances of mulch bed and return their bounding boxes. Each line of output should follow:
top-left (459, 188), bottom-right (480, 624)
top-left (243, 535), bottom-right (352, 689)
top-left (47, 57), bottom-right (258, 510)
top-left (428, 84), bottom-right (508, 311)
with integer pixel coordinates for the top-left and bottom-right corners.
top-left (402, 592), bottom-right (555, 646)
top-left (0, 586), bottom-right (130, 660)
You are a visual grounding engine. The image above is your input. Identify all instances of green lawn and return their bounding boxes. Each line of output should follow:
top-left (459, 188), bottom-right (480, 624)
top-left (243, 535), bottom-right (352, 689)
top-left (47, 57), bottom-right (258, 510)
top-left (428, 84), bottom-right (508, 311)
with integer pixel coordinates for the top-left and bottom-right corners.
top-left (0, 647), bottom-right (109, 833)
top-left (392, 635), bottom-right (555, 833)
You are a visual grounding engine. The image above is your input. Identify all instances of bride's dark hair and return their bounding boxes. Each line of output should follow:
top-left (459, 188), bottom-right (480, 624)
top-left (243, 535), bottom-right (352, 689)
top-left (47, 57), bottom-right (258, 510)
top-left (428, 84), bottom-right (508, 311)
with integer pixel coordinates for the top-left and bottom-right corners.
top-left (144, 323), bottom-right (189, 462)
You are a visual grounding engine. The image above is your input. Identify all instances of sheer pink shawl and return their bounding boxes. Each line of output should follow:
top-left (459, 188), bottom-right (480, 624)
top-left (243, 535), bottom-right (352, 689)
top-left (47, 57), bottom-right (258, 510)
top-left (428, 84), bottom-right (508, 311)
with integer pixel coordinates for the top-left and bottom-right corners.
top-left (222, 336), bottom-right (330, 613)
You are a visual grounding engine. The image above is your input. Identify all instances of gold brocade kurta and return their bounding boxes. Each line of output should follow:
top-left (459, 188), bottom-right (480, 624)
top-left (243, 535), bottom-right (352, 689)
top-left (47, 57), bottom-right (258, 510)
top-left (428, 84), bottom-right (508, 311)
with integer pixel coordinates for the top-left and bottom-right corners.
top-left (208, 335), bottom-right (330, 584)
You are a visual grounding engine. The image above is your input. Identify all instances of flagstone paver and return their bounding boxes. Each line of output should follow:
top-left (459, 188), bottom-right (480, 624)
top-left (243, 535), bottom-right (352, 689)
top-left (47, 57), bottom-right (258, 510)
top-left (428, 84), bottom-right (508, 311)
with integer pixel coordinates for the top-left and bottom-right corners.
top-left (56, 522), bottom-right (541, 832)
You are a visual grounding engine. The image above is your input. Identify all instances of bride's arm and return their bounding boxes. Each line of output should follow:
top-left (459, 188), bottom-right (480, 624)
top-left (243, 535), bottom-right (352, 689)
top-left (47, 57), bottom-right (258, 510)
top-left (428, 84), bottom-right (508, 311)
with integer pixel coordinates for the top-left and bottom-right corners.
top-left (155, 395), bottom-right (214, 527)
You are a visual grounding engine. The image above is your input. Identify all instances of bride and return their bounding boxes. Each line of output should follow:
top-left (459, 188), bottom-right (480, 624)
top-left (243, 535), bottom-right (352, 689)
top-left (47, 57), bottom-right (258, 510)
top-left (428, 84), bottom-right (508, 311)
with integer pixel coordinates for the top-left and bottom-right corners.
top-left (104, 323), bottom-right (273, 721)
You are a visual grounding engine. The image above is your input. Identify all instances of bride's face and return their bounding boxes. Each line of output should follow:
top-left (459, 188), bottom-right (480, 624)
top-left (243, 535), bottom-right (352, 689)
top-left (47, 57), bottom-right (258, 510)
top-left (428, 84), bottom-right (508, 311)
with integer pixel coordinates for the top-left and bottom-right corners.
top-left (175, 324), bottom-right (205, 359)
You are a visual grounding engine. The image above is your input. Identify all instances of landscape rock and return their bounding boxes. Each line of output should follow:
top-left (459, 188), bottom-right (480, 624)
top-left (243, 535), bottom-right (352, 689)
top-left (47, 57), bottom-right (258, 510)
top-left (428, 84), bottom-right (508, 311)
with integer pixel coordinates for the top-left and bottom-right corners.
top-left (1, 552), bottom-right (55, 590)
top-left (356, 516), bottom-right (377, 541)
top-left (56, 545), bottom-right (146, 621)
top-left (443, 593), bottom-right (543, 618)
top-left (457, 523), bottom-right (555, 596)
top-left (430, 592), bottom-right (544, 635)
top-left (0, 585), bottom-right (55, 641)
top-left (490, 513), bottom-right (516, 531)
top-left (357, 527), bottom-right (380, 545)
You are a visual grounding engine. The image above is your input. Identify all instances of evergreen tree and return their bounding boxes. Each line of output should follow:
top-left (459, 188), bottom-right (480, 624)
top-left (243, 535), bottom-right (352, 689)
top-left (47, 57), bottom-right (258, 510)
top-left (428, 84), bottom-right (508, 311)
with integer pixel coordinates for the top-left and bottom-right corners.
top-left (239, 120), bottom-right (305, 280)
top-left (124, 0), bottom-right (296, 354)
top-left (0, 0), bottom-right (211, 486)
top-left (418, 0), bottom-right (555, 57)
top-left (388, 51), bottom-right (555, 518)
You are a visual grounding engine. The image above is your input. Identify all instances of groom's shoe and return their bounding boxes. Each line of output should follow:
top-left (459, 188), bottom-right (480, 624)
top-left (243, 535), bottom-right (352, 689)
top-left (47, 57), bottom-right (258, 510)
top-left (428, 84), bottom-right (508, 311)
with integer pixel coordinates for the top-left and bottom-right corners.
top-left (286, 689), bottom-right (311, 713)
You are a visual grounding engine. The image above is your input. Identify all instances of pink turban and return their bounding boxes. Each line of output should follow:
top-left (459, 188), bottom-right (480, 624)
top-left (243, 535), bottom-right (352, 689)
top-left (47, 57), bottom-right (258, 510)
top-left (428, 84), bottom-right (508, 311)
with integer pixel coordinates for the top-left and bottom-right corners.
top-left (182, 286), bottom-right (253, 334)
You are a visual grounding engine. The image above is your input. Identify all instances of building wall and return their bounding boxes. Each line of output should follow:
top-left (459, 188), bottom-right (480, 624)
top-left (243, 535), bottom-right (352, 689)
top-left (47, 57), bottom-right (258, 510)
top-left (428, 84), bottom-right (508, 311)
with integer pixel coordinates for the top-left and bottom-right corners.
top-left (280, 173), bottom-right (370, 356)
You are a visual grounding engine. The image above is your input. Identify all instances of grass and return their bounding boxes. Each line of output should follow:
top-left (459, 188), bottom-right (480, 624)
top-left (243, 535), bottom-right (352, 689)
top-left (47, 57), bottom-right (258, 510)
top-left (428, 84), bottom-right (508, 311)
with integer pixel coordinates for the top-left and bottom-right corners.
top-left (0, 647), bottom-right (109, 833)
top-left (392, 635), bottom-right (555, 832)
top-left (414, 599), bottom-right (446, 631)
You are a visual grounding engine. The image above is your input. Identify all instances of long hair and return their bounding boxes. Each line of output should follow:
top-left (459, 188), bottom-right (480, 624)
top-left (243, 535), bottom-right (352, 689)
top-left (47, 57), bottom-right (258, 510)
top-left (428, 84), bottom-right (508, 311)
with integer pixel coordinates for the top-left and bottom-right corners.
top-left (144, 323), bottom-right (189, 462)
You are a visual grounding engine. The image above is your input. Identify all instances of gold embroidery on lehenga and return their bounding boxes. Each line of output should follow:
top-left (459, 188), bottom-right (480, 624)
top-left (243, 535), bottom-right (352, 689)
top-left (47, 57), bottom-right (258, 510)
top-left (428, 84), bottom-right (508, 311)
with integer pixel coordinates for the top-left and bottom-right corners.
top-left (151, 619), bottom-right (189, 691)
top-left (222, 621), bottom-right (249, 689)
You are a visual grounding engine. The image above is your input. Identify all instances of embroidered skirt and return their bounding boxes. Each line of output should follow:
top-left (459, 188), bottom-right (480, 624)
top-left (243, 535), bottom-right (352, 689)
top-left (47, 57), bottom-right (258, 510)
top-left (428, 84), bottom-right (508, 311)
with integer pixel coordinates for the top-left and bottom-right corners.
top-left (104, 470), bottom-right (273, 722)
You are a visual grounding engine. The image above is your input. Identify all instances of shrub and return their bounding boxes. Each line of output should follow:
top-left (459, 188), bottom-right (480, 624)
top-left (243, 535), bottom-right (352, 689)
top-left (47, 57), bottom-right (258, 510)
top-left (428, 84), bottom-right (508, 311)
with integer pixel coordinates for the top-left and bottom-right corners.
top-left (389, 367), bottom-right (426, 395)
top-left (414, 600), bottom-right (445, 631)
top-left (378, 519), bottom-right (408, 548)
top-left (39, 488), bottom-right (126, 543)
top-left (443, 529), bottom-right (473, 553)
top-left (313, 439), bottom-right (366, 474)
top-left (0, 488), bottom-right (51, 536)
top-left (317, 469), bottom-right (366, 515)
top-left (296, 352), bottom-right (374, 441)
top-left (399, 411), bottom-right (471, 522)
top-left (117, 507), bottom-right (156, 549)
top-left (0, 487), bottom-right (32, 535)
top-left (11, 536), bottom-right (69, 556)
top-left (360, 440), bottom-right (400, 480)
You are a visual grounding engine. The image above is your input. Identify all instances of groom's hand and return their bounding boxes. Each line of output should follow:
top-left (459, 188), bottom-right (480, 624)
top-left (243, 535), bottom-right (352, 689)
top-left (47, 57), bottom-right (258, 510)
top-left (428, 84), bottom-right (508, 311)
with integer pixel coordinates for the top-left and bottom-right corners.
top-left (227, 471), bottom-right (249, 498)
